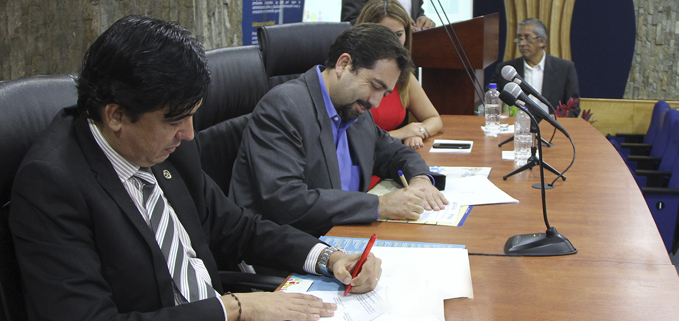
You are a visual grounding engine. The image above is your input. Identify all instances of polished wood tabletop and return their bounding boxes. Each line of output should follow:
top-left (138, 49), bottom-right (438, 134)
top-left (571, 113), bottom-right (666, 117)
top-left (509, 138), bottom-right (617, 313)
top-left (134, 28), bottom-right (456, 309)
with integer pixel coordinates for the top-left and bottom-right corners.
top-left (327, 115), bottom-right (679, 320)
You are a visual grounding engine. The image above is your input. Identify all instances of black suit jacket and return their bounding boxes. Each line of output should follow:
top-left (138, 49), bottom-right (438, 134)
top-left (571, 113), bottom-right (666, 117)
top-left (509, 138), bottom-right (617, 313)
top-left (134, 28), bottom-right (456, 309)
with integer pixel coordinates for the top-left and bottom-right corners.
top-left (9, 107), bottom-right (321, 320)
top-left (491, 54), bottom-right (580, 117)
top-left (341, 0), bottom-right (425, 24)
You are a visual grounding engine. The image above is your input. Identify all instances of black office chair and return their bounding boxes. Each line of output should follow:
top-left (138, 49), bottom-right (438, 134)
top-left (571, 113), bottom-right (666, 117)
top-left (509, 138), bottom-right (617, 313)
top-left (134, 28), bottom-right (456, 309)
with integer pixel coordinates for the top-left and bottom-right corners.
top-left (193, 46), bottom-right (268, 132)
top-left (257, 22), bottom-right (351, 90)
top-left (197, 113), bottom-right (251, 198)
top-left (0, 74), bottom-right (79, 321)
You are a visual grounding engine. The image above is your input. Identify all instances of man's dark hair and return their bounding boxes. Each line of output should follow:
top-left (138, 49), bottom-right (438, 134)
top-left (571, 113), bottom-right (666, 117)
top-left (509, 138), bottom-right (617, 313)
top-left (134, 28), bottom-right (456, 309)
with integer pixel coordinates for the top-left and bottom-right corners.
top-left (77, 15), bottom-right (210, 122)
top-left (325, 23), bottom-right (413, 83)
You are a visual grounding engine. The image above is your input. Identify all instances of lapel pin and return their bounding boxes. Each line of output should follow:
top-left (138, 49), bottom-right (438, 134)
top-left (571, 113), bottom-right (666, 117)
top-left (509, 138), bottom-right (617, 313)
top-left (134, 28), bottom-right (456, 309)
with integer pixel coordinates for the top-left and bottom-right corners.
top-left (163, 169), bottom-right (172, 179)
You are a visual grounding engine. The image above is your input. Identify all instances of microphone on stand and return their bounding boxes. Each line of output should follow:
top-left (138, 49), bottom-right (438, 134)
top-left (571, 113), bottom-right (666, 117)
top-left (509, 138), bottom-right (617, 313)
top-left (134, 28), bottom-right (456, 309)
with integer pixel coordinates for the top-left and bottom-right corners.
top-left (501, 65), bottom-right (556, 115)
top-left (502, 83), bottom-right (570, 139)
top-left (499, 84), bottom-right (567, 182)
top-left (498, 89), bottom-right (577, 256)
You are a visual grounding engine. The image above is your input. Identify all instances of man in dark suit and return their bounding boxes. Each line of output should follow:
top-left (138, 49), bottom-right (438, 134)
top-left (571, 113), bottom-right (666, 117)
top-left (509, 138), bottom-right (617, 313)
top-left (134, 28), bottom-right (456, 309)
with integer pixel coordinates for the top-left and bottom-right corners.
top-left (491, 18), bottom-right (580, 117)
top-left (342, 0), bottom-right (435, 30)
top-left (9, 15), bottom-right (381, 321)
top-left (230, 24), bottom-right (448, 237)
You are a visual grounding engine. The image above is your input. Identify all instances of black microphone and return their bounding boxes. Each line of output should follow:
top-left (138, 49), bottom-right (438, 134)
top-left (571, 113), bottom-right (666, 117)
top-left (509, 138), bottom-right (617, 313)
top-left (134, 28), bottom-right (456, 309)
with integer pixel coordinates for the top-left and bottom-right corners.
top-left (501, 83), bottom-right (570, 139)
top-left (501, 65), bottom-right (555, 114)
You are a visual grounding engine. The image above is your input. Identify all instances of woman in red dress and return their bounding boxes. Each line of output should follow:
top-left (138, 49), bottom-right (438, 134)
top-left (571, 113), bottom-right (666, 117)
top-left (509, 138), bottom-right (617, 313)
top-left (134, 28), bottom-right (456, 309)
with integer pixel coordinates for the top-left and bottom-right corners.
top-left (358, 0), bottom-right (443, 188)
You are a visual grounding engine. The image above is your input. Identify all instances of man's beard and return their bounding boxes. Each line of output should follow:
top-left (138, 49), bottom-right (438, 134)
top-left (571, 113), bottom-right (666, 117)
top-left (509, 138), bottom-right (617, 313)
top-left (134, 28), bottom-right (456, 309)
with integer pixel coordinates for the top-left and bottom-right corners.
top-left (336, 99), bottom-right (372, 121)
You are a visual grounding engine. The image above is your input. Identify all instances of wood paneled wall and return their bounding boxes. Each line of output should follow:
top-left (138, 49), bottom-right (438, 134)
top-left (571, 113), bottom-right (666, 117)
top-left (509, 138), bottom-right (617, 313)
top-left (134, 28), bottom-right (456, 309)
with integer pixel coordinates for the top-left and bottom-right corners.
top-left (503, 0), bottom-right (576, 61)
top-left (581, 98), bottom-right (679, 136)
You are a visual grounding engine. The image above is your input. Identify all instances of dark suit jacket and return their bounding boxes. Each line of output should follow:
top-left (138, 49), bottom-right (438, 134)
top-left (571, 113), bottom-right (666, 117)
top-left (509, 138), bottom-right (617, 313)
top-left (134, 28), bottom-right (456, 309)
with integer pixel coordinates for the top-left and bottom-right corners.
top-left (491, 54), bottom-right (580, 117)
top-left (341, 0), bottom-right (425, 24)
top-left (9, 107), bottom-right (321, 320)
top-left (229, 67), bottom-right (431, 237)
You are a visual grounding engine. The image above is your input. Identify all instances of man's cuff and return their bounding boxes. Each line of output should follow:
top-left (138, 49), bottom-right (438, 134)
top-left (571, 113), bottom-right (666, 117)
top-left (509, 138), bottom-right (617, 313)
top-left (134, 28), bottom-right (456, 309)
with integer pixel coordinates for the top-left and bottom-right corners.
top-left (304, 243), bottom-right (328, 275)
top-left (216, 297), bottom-right (228, 321)
top-left (411, 174), bottom-right (435, 186)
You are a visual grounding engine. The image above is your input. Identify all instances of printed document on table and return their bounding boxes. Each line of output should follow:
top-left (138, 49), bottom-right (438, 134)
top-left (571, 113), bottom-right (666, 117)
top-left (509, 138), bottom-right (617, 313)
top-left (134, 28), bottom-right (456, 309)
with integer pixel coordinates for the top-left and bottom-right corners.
top-left (368, 166), bottom-right (492, 196)
top-left (284, 247), bottom-right (473, 321)
top-left (305, 287), bottom-right (388, 321)
top-left (372, 246), bottom-right (473, 321)
top-left (444, 175), bottom-right (518, 206)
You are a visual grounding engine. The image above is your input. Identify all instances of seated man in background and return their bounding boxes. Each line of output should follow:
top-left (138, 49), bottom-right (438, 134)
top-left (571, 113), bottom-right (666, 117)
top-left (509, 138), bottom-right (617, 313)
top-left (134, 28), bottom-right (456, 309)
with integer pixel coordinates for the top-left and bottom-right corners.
top-left (342, 0), bottom-right (435, 30)
top-left (230, 23), bottom-right (448, 237)
top-left (10, 15), bottom-right (380, 321)
top-left (491, 18), bottom-right (581, 117)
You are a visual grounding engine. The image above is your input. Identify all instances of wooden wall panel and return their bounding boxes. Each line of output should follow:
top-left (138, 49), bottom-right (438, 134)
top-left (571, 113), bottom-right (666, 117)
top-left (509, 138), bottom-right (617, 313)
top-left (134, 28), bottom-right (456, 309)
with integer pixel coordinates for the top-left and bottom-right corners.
top-left (502, 0), bottom-right (575, 61)
top-left (580, 98), bottom-right (679, 136)
top-left (0, 0), bottom-right (242, 81)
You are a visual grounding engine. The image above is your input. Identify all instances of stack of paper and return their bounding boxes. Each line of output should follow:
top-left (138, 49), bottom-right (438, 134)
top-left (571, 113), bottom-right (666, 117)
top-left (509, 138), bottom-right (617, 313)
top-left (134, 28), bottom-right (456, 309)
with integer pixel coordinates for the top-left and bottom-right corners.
top-left (282, 247), bottom-right (473, 321)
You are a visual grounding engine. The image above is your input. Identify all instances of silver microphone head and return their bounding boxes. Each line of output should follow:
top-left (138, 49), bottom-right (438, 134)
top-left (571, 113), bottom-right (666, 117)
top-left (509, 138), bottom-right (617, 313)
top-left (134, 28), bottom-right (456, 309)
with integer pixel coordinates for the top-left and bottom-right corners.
top-left (501, 65), bottom-right (518, 81)
top-left (503, 82), bottom-right (523, 98)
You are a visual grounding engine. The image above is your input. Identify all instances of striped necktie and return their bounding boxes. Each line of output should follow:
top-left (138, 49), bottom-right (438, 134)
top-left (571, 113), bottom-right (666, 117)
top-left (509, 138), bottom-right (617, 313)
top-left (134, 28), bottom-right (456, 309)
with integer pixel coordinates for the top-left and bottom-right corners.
top-left (134, 168), bottom-right (217, 303)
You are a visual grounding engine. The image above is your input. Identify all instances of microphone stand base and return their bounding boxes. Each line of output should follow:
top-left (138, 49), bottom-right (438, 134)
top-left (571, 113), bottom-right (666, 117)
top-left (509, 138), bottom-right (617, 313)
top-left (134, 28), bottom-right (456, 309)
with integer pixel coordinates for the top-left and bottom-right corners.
top-left (532, 183), bottom-right (555, 190)
top-left (504, 228), bottom-right (577, 256)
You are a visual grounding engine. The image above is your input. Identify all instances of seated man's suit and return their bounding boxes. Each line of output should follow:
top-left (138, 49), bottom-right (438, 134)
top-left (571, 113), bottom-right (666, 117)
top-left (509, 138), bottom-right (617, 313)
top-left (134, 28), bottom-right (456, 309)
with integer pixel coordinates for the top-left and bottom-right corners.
top-left (10, 107), bottom-right (321, 320)
top-left (230, 67), bottom-right (431, 237)
top-left (491, 54), bottom-right (580, 117)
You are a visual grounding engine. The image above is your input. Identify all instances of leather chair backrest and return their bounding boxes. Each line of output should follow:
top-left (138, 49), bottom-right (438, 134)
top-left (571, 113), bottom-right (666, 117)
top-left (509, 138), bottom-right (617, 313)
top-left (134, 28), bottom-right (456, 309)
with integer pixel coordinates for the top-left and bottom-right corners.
top-left (197, 113), bottom-right (251, 196)
top-left (0, 75), bottom-right (78, 207)
top-left (0, 203), bottom-right (24, 321)
top-left (0, 74), bottom-right (76, 321)
top-left (257, 22), bottom-right (350, 90)
top-left (194, 46), bottom-right (268, 132)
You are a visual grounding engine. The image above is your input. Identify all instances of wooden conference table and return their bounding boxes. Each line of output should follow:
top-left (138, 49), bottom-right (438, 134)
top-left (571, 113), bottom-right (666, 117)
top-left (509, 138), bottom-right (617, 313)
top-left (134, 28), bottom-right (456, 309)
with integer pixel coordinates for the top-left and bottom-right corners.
top-left (327, 115), bottom-right (679, 320)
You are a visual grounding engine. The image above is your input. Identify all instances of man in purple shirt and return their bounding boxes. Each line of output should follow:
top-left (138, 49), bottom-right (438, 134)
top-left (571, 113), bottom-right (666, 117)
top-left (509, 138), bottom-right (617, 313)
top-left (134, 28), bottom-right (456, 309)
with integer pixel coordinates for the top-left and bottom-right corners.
top-left (230, 24), bottom-right (448, 237)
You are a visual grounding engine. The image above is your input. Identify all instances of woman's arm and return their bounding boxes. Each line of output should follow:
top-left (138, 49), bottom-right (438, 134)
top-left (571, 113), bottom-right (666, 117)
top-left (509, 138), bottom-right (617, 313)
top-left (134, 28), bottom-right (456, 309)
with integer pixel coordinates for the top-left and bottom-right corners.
top-left (388, 73), bottom-right (442, 148)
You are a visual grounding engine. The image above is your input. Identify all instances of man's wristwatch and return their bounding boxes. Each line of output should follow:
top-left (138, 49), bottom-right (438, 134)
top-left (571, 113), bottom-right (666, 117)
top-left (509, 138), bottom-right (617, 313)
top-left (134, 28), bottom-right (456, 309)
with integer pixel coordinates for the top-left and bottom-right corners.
top-left (317, 246), bottom-right (348, 278)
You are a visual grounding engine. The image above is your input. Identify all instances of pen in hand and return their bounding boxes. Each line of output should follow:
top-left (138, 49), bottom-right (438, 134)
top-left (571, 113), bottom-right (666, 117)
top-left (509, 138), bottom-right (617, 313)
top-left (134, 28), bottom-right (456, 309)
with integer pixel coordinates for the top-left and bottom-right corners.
top-left (398, 170), bottom-right (409, 188)
top-left (344, 233), bottom-right (377, 296)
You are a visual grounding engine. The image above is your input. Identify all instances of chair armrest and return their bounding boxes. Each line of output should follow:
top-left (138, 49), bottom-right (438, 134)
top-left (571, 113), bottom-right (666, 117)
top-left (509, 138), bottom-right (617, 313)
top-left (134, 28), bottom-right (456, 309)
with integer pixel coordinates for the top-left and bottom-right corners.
top-left (641, 187), bottom-right (679, 195)
top-left (626, 155), bottom-right (662, 162)
top-left (614, 133), bottom-right (645, 143)
top-left (626, 155), bottom-right (662, 171)
top-left (635, 170), bottom-right (672, 177)
top-left (219, 271), bottom-right (286, 292)
top-left (635, 170), bottom-right (672, 188)
top-left (618, 143), bottom-right (652, 156)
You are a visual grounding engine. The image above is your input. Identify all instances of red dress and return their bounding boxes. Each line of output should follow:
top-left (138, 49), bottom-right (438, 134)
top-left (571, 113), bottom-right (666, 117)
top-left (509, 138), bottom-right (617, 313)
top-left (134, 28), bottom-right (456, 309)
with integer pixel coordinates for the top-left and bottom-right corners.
top-left (369, 87), bottom-right (407, 189)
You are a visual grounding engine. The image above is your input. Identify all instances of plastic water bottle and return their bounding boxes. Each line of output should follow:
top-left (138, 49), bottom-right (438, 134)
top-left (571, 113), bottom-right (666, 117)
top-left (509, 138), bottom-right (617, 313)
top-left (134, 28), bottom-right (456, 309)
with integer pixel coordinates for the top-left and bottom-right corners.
top-left (484, 83), bottom-right (501, 137)
top-left (514, 110), bottom-right (532, 167)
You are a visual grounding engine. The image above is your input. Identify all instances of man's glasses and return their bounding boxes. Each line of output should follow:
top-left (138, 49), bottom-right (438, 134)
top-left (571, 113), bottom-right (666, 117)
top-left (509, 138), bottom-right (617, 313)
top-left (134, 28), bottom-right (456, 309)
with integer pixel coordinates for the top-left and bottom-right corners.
top-left (513, 35), bottom-right (540, 44)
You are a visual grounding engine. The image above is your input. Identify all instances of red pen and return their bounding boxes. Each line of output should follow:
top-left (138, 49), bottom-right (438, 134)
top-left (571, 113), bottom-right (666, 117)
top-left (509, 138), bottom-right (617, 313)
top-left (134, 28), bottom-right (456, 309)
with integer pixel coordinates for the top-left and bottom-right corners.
top-left (344, 233), bottom-right (377, 296)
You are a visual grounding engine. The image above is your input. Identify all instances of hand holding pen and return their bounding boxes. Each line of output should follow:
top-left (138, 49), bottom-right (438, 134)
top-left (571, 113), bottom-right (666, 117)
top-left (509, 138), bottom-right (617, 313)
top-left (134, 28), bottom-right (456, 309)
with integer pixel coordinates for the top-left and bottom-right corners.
top-left (345, 233), bottom-right (378, 296)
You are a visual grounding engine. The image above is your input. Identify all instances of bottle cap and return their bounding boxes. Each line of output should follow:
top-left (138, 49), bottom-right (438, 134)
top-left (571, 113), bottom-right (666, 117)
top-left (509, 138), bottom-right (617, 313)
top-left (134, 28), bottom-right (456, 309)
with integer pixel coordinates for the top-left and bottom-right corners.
top-left (489, 83), bottom-right (497, 90)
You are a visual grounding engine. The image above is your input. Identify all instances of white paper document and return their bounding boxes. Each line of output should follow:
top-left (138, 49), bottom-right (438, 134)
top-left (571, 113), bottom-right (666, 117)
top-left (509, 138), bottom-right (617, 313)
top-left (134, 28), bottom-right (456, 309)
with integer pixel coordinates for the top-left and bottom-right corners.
top-left (444, 175), bottom-right (518, 206)
top-left (284, 247), bottom-right (473, 321)
top-left (306, 287), bottom-right (389, 321)
top-left (417, 201), bottom-right (461, 223)
top-left (372, 247), bottom-right (473, 321)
